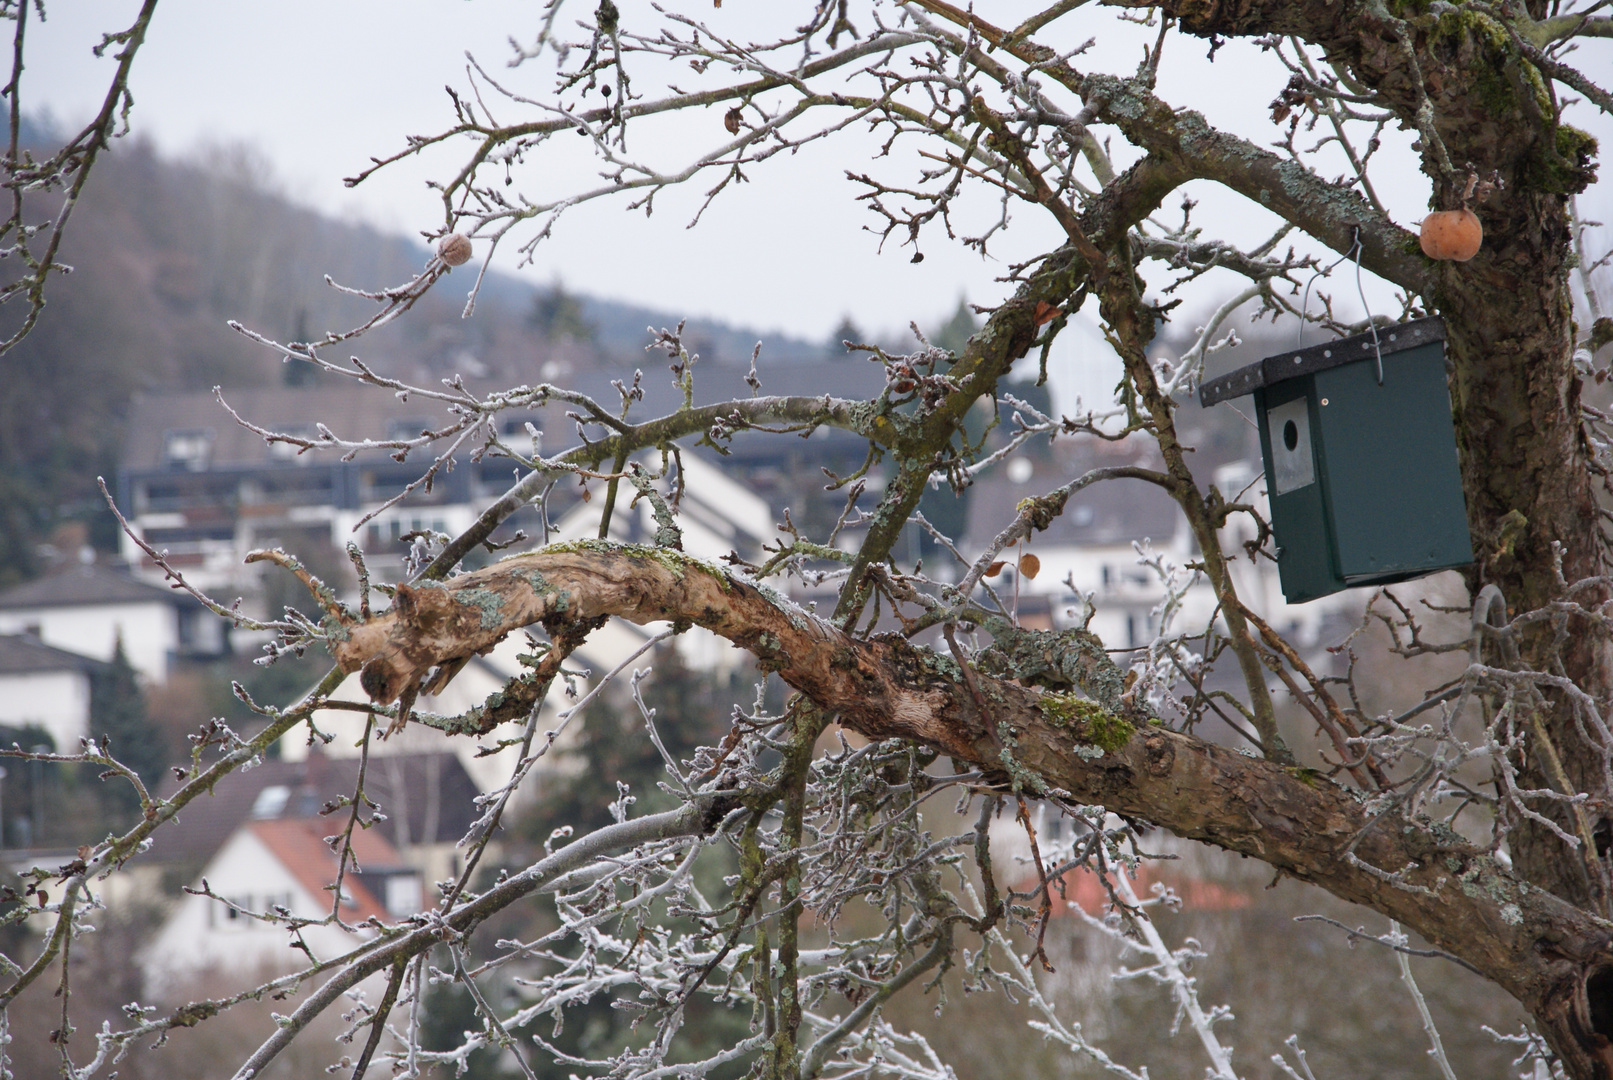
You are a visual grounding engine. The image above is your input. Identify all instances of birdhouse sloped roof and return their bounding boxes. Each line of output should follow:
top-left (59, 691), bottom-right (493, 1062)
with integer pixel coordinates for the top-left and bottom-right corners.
top-left (1198, 317), bottom-right (1445, 406)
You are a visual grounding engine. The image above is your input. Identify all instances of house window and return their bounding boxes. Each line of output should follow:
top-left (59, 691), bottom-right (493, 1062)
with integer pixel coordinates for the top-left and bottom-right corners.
top-left (384, 873), bottom-right (423, 917)
top-left (163, 429), bottom-right (214, 471)
top-left (387, 419), bottom-right (431, 443)
top-left (267, 426), bottom-right (317, 461)
top-left (221, 895), bottom-right (251, 928)
top-left (250, 786), bottom-right (290, 820)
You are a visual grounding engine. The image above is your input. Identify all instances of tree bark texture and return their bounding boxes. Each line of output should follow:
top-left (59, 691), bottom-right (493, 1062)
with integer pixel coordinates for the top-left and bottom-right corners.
top-left (909, 0), bottom-right (1610, 1069)
top-left (320, 543), bottom-right (1613, 1076)
top-left (1142, 0), bottom-right (1609, 919)
top-left (291, 1), bottom-right (1613, 1072)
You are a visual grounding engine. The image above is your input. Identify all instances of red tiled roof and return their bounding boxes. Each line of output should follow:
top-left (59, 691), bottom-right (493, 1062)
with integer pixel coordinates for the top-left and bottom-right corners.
top-left (1034, 866), bottom-right (1251, 916)
top-left (151, 750), bottom-right (481, 868)
top-left (246, 818), bottom-right (406, 925)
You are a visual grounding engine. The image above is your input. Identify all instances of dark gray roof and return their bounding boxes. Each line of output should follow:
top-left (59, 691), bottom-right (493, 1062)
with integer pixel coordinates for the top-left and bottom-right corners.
top-left (149, 750), bottom-right (481, 867)
top-left (122, 359), bottom-right (889, 472)
top-left (0, 634), bottom-right (108, 676)
top-left (964, 440), bottom-right (1182, 551)
top-left (0, 564), bottom-right (186, 611)
top-left (124, 384), bottom-right (456, 472)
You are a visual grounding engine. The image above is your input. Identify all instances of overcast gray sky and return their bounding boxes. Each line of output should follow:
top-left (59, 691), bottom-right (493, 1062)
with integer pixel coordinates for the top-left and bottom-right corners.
top-left (27, 1), bottom-right (1612, 403)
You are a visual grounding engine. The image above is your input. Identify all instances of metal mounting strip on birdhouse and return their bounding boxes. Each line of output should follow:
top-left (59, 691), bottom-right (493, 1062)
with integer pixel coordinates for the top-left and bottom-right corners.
top-left (1199, 316), bottom-right (1473, 604)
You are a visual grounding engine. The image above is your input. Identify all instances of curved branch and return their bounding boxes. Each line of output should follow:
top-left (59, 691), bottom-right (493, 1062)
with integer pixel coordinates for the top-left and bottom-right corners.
top-left (314, 541), bottom-right (1608, 1026)
top-left (422, 392), bottom-right (888, 579)
top-left (907, 0), bottom-right (1432, 293)
top-left (230, 797), bottom-right (731, 1080)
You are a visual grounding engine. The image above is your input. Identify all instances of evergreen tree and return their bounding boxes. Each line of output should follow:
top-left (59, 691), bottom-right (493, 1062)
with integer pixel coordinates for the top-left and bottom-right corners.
top-left (0, 475), bottom-right (42, 590)
top-left (89, 637), bottom-right (165, 816)
top-left (825, 314), bottom-right (862, 357)
top-left (0, 723), bottom-right (53, 849)
top-left (419, 973), bottom-right (510, 1080)
top-left (929, 296), bottom-right (977, 357)
top-left (526, 643), bottom-right (741, 835)
top-left (282, 307), bottom-right (318, 386)
top-left (529, 280), bottom-right (597, 344)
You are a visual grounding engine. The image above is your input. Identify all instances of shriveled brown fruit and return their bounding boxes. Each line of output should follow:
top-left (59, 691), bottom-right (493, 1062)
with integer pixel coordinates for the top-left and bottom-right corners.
top-left (1418, 209), bottom-right (1482, 262)
top-left (437, 233), bottom-right (474, 266)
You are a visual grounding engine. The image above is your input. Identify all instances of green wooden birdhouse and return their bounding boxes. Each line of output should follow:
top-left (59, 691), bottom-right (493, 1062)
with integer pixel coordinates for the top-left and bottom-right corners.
top-left (1198, 317), bottom-right (1473, 603)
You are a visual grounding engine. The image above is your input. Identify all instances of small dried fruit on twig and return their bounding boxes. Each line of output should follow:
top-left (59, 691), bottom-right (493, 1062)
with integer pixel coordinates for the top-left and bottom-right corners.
top-left (437, 233), bottom-right (473, 267)
top-left (724, 108), bottom-right (743, 135)
top-left (1018, 552), bottom-right (1041, 579)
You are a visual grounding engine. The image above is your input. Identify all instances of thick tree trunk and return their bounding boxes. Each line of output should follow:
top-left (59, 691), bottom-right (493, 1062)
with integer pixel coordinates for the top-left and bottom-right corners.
top-left (1442, 202), bottom-right (1613, 913)
top-left (1103, 0), bottom-right (1611, 1069)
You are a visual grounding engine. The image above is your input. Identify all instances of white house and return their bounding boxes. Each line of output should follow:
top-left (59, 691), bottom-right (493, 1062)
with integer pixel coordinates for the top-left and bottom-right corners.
top-left (544, 449), bottom-right (775, 564)
top-left (282, 448), bottom-right (782, 786)
top-left (144, 815), bottom-right (421, 988)
top-left (962, 441), bottom-right (1362, 654)
top-left (0, 634), bottom-right (105, 749)
top-left (964, 445), bottom-right (1217, 648)
top-left (0, 561), bottom-right (224, 684)
top-left (284, 614), bottom-right (672, 792)
top-left (147, 748), bottom-right (483, 889)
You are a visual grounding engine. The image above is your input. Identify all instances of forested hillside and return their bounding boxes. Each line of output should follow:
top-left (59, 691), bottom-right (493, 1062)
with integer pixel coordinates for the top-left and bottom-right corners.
top-left (0, 126), bottom-right (821, 586)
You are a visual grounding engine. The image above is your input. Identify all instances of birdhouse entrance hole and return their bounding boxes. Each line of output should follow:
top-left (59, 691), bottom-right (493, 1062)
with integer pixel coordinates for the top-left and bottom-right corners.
top-left (1266, 397), bottom-right (1314, 495)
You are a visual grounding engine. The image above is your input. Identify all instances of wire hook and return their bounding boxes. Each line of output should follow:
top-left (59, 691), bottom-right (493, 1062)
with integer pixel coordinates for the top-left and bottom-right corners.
top-left (1351, 225), bottom-right (1385, 385)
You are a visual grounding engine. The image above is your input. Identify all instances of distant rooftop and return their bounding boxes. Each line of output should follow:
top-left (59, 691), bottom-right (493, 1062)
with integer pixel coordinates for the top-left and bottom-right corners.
top-left (964, 440), bottom-right (1183, 552)
top-left (248, 816), bottom-right (401, 924)
top-left (121, 361), bottom-right (891, 474)
top-left (0, 563), bottom-right (186, 611)
top-left (151, 750), bottom-right (481, 868)
top-left (0, 634), bottom-right (109, 676)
